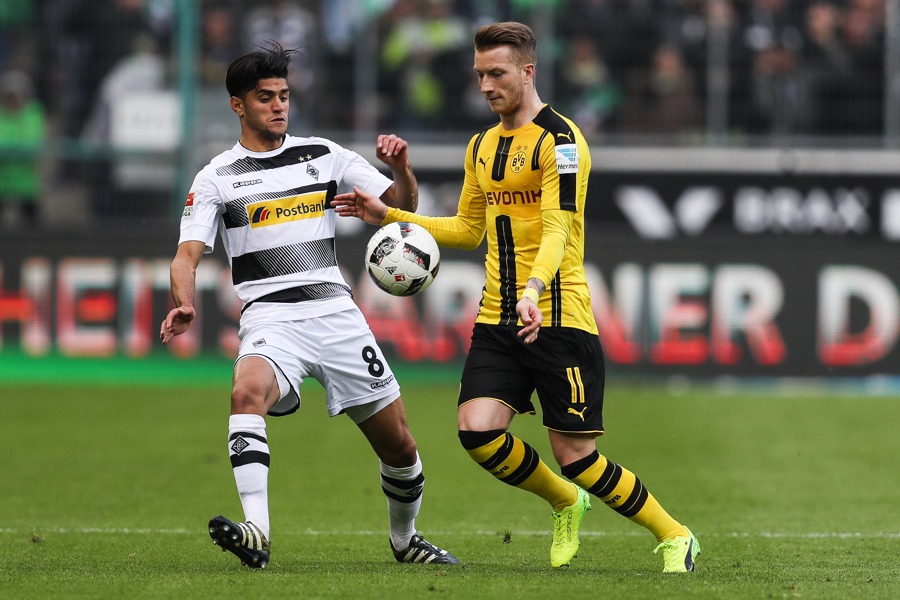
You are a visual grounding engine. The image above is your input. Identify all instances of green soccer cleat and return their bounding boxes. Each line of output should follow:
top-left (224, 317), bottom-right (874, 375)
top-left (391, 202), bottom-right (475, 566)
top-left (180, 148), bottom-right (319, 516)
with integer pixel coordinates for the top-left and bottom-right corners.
top-left (208, 515), bottom-right (270, 569)
top-left (549, 486), bottom-right (591, 568)
top-left (653, 529), bottom-right (700, 573)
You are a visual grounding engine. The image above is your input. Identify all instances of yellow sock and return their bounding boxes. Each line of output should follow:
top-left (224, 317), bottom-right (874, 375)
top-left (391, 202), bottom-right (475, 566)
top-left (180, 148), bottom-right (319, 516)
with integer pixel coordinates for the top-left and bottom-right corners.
top-left (459, 429), bottom-right (577, 511)
top-left (562, 450), bottom-right (687, 541)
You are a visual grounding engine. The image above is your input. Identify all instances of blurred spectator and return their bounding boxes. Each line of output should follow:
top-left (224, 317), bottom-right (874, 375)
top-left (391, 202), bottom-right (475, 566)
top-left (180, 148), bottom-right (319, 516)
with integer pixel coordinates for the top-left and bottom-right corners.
top-left (730, 0), bottom-right (805, 134)
top-left (739, 0), bottom-right (805, 55)
top-left (621, 42), bottom-right (703, 137)
top-left (799, 1), bottom-right (851, 135)
top-left (58, 0), bottom-right (155, 143)
top-left (80, 33), bottom-right (168, 221)
top-left (658, 0), bottom-right (710, 83)
top-left (4, 0), bottom-right (899, 192)
top-left (555, 34), bottom-right (622, 137)
top-left (378, 0), bottom-right (470, 131)
top-left (0, 70), bottom-right (46, 227)
top-left (81, 34), bottom-right (167, 145)
top-left (560, 0), bottom-right (658, 84)
top-left (0, 0), bottom-right (35, 73)
top-left (745, 41), bottom-right (807, 136)
top-left (199, 2), bottom-right (241, 88)
top-left (835, 0), bottom-right (885, 135)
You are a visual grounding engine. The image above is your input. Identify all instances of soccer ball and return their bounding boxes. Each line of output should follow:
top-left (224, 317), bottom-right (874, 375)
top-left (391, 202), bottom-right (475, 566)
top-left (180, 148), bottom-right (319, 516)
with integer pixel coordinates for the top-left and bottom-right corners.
top-left (365, 222), bottom-right (440, 296)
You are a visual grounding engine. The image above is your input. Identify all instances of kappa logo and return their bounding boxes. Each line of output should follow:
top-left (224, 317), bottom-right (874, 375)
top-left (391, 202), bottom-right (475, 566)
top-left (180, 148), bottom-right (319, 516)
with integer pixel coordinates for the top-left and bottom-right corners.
top-left (370, 374), bottom-right (396, 390)
top-left (233, 179), bottom-right (262, 189)
top-left (230, 436), bottom-right (250, 455)
top-left (567, 406), bottom-right (588, 421)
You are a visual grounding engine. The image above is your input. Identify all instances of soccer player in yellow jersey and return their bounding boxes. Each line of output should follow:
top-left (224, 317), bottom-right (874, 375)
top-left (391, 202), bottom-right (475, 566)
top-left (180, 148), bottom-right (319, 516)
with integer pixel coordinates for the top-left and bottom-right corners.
top-left (334, 22), bottom-right (699, 572)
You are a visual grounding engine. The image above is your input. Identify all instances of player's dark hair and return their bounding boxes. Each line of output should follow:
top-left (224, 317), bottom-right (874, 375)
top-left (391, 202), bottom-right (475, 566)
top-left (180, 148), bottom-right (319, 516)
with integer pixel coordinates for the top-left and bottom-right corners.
top-left (474, 22), bottom-right (537, 66)
top-left (225, 41), bottom-right (297, 98)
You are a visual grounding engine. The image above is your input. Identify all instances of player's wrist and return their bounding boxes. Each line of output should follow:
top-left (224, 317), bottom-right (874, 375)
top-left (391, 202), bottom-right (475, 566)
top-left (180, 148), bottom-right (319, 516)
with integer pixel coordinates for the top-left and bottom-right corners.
top-left (520, 288), bottom-right (540, 304)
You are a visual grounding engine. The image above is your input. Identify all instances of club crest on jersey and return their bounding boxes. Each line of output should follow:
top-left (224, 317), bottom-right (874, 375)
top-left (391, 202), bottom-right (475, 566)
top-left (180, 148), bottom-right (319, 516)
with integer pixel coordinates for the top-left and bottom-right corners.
top-left (555, 143), bottom-right (579, 174)
top-left (306, 163), bottom-right (319, 181)
top-left (246, 193), bottom-right (327, 228)
top-left (510, 150), bottom-right (527, 173)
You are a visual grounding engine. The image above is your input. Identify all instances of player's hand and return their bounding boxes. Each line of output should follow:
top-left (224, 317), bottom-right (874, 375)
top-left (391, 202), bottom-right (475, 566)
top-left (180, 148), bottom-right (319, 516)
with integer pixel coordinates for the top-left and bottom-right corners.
top-left (160, 306), bottom-right (196, 344)
top-left (374, 134), bottom-right (409, 170)
top-left (516, 297), bottom-right (543, 344)
top-left (332, 186), bottom-right (389, 225)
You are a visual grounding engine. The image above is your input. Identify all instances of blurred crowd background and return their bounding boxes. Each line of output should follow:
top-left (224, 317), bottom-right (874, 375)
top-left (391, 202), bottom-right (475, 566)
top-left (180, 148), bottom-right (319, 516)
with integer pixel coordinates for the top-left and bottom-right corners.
top-left (0, 0), bottom-right (896, 227)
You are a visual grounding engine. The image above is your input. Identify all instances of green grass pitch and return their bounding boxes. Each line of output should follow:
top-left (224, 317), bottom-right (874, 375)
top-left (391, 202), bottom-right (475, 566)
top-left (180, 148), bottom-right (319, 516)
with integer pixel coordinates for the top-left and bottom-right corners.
top-left (0, 356), bottom-right (898, 599)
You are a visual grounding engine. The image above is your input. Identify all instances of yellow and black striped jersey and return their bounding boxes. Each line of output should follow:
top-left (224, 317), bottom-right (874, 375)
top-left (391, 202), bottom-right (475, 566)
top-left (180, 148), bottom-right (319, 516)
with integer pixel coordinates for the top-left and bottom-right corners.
top-left (385, 105), bottom-right (597, 334)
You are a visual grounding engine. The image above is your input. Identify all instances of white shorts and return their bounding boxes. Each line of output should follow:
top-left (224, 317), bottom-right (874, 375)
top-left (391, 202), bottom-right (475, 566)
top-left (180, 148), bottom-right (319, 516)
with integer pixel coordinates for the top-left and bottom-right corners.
top-left (236, 308), bottom-right (401, 422)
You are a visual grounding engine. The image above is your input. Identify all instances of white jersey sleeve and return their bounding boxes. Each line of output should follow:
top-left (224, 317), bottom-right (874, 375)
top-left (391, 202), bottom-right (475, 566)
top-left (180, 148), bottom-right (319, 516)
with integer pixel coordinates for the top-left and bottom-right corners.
top-left (178, 167), bottom-right (223, 254)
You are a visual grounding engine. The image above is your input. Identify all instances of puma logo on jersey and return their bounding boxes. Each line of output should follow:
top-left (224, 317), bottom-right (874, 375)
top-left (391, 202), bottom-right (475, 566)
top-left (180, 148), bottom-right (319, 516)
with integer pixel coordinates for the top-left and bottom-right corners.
top-left (478, 156), bottom-right (489, 170)
top-left (556, 132), bottom-right (573, 142)
top-left (567, 407), bottom-right (588, 421)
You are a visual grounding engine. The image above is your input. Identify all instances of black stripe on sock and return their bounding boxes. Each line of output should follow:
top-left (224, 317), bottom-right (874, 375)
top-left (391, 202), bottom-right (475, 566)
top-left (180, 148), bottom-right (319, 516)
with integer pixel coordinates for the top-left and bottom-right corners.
top-left (560, 450), bottom-right (600, 480)
top-left (230, 450), bottom-right (270, 468)
top-left (616, 479), bottom-right (649, 518)
top-left (592, 460), bottom-right (623, 498)
top-left (381, 472), bottom-right (425, 490)
top-left (478, 434), bottom-right (515, 473)
top-left (502, 442), bottom-right (540, 487)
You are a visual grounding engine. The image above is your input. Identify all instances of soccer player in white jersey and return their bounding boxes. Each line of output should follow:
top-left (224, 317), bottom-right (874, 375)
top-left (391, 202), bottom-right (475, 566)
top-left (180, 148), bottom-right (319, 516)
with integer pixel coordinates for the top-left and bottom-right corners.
top-left (159, 42), bottom-right (458, 569)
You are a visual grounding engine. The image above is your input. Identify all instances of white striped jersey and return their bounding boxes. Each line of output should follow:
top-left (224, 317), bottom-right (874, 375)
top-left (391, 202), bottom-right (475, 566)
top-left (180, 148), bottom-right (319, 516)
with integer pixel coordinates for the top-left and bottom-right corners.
top-left (179, 134), bottom-right (392, 320)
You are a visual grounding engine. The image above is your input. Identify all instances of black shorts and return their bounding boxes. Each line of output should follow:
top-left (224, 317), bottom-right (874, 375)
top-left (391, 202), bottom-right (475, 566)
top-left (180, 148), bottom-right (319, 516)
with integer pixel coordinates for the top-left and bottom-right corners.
top-left (458, 323), bottom-right (605, 434)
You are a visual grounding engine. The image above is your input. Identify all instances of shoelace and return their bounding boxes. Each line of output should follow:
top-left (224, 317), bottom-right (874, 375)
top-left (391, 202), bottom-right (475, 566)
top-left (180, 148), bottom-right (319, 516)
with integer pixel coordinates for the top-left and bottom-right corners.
top-left (551, 510), bottom-right (572, 546)
top-left (653, 538), bottom-right (682, 570)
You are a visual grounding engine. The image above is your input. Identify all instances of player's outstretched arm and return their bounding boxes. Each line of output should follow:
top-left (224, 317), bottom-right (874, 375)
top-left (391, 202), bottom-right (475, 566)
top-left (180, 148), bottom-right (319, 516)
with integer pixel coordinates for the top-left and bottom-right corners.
top-left (332, 186), bottom-right (389, 225)
top-left (160, 241), bottom-right (205, 344)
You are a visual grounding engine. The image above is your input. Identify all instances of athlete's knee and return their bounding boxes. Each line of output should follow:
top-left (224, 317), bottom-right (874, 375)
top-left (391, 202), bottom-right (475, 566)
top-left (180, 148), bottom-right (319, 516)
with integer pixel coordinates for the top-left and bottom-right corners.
top-left (230, 379), bottom-right (269, 414)
top-left (458, 428), bottom-right (506, 452)
top-left (380, 430), bottom-right (418, 467)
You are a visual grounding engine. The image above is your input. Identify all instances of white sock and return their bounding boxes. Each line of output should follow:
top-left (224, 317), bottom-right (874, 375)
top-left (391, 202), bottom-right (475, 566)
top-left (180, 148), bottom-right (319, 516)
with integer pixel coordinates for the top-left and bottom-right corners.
top-left (380, 452), bottom-right (424, 550)
top-left (228, 414), bottom-right (270, 540)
